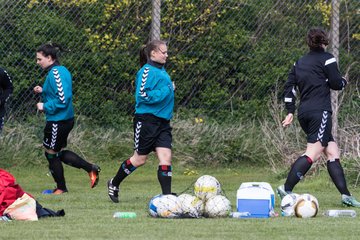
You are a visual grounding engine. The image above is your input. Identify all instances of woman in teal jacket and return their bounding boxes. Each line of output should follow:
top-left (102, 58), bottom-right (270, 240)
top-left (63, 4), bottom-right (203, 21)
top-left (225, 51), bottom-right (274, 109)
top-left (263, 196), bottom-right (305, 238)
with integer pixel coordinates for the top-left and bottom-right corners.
top-left (34, 43), bottom-right (100, 194)
top-left (107, 40), bottom-right (175, 203)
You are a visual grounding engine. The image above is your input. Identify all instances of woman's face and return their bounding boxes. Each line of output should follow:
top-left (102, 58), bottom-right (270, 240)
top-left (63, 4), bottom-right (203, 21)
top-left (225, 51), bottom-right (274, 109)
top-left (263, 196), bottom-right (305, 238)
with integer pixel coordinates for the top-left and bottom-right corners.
top-left (150, 44), bottom-right (168, 64)
top-left (36, 52), bottom-right (55, 69)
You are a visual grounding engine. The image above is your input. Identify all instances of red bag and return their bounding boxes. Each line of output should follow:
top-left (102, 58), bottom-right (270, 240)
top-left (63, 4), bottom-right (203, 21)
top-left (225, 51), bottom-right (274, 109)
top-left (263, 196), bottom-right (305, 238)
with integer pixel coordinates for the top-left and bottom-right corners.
top-left (0, 168), bottom-right (27, 215)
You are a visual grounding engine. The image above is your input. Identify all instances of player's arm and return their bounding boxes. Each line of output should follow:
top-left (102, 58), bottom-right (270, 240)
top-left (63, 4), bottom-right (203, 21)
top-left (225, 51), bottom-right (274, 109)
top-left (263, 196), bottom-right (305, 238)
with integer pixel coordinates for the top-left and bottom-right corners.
top-left (282, 64), bottom-right (297, 127)
top-left (137, 68), bottom-right (172, 104)
top-left (284, 63), bottom-right (297, 115)
top-left (43, 70), bottom-right (72, 114)
top-left (324, 56), bottom-right (347, 90)
top-left (0, 69), bottom-right (13, 106)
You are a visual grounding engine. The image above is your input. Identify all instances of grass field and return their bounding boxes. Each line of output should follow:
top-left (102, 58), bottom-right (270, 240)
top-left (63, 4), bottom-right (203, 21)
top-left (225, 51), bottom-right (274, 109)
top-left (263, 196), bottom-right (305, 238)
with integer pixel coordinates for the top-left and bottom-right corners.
top-left (1, 160), bottom-right (360, 240)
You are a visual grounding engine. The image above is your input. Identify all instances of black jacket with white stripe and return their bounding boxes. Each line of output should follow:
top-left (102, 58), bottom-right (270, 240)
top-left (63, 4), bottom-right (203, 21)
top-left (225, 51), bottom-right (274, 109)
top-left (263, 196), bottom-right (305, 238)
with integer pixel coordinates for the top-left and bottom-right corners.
top-left (284, 48), bottom-right (347, 117)
top-left (0, 67), bottom-right (13, 117)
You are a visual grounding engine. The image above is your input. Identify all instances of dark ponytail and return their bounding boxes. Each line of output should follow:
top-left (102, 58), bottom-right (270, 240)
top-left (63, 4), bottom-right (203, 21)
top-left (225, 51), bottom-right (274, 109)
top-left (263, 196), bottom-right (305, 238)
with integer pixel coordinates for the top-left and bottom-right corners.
top-left (139, 40), bottom-right (167, 67)
top-left (36, 43), bottom-right (67, 62)
top-left (306, 28), bottom-right (329, 50)
top-left (139, 45), bottom-right (148, 67)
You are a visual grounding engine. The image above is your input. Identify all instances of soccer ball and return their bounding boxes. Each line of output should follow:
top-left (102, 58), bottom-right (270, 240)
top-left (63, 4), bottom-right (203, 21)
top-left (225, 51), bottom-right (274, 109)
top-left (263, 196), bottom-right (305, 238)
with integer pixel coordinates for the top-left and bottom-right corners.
top-left (156, 194), bottom-right (183, 218)
top-left (148, 194), bottom-right (162, 217)
top-left (204, 195), bottom-right (231, 218)
top-left (280, 193), bottom-right (300, 217)
top-left (294, 194), bottom-right (319, 218)
top-left (194, 175), bottom-right (221, 200)
top-left (178, 193), bottom-right (204, 218)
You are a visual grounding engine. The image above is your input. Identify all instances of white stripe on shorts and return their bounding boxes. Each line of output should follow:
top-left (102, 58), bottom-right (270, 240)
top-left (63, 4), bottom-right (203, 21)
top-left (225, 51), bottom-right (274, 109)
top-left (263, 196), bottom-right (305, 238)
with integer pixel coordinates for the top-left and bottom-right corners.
top-left (50, 123), bottom-right (58, 149)
top-left (316, 111), bottom-right (328, 142)
top-left (134, 121), bottom-right (142, 150)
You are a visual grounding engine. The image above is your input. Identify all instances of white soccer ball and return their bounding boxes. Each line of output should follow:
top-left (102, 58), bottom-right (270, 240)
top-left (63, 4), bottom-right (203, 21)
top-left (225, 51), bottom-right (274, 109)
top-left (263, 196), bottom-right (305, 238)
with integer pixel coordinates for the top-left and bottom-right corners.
top-left (178, 193), bottom-right (204, 218)
top-left (194, 175), bottom-right (221, 200)
top-left (148, 194), bottom-right (162, 217)
top-left (294, 194), bottom-right (319, 218)
top-left (280, 193), bottom-right (300, 217)
top-left (204, 195), bottom-right (231, 218)
top-left (156, 194), bottom-right (183, 218)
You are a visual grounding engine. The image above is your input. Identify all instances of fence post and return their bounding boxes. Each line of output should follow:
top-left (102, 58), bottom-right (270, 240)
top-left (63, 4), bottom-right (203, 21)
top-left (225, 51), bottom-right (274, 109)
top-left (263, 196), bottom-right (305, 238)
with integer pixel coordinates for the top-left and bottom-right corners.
top-left (150, 0), bottom-right (161, 41)
top-left (330, 0), bottom-right (340, 139)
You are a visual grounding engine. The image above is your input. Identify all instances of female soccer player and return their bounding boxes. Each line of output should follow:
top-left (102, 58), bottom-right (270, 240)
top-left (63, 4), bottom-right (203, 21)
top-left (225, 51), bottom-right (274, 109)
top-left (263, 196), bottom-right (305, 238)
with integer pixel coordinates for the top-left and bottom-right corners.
top-left (0, 67), bottom-right (13, 134)
top-left (277, 28), bottom-right (360, 207)
top-left (107, 40), bottom-right (175, 203)
top-left (34, 43), bottom-right (100, 194)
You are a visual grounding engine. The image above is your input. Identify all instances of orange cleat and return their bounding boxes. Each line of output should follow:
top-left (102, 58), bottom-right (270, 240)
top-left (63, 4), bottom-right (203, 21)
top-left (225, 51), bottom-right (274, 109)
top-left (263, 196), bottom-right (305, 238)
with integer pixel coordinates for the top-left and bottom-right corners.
top-left (89, 165), bottom-right (101, 188)
top-left (52, 189), bottom-right (68, 195)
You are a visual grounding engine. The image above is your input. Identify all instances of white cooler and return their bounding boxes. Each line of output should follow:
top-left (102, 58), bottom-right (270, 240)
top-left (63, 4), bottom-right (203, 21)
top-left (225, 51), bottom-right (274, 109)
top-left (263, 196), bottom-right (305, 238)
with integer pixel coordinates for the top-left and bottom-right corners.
top-left (236, 182), bottom-right (275, 218)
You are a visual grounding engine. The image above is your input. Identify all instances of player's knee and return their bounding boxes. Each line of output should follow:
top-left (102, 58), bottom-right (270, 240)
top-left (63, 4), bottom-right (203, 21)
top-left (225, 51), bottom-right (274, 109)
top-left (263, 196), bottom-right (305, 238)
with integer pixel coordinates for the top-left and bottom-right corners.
top-left (325, 144), bottom-right (339, 159)
top-left (130, 155), bottom-right (147, 167)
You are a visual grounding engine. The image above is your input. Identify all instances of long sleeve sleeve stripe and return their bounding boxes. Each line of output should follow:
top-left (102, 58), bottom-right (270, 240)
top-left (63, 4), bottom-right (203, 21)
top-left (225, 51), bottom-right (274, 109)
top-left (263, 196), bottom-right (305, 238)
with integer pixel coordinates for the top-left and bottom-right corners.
top-left (139, 67), bottom-right (149, 99)
top-left (53, 69), bottom-right (66, 104)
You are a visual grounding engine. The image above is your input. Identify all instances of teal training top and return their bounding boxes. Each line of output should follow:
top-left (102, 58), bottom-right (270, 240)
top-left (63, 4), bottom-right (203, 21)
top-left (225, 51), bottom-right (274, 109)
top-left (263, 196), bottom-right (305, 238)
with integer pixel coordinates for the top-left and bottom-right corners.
top-left (135, 63), bottom-right (174, 120)
top-left (42, 65), bottom-right (74, 121)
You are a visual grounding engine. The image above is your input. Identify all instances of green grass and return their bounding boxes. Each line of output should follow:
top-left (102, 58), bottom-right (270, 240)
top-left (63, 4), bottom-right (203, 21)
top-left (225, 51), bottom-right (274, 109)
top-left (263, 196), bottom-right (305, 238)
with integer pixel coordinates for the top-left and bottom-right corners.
top-left (2, 161), bottom-right (360, 240)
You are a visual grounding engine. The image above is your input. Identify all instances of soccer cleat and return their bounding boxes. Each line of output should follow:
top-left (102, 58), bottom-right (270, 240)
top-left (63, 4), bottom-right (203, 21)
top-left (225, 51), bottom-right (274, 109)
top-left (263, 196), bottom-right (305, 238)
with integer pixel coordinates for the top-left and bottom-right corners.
top-left (42, 188), bottom-right (68, 195)
top-left (53, 189), bottom-right (68, 195)
top-left (107, 178), bottom-right (119, 203)
top-left (89, 164), bottom-right (101, 188)
top-left (0, 215), bottom-right (12, 222)
top-left (341, 195), bottom-right (360, 207)
top-left (276, 185), bottom-right (291, 200)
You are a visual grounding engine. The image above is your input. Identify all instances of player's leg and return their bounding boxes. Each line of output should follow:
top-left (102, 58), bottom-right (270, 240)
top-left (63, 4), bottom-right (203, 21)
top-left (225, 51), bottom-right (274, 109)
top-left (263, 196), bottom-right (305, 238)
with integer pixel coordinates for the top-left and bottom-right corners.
top-left (56, 119), bottom-right (100, 188)
top-left (107, 114), bottom-right (155, 203)
top-left (283, 142), bottom-right (322, 191)
top-left (325, 141), bottom-right (350, 195)
top-left (156, 147), bottom-right (172, 194)
top-left (325, 141), bottom-right (360, 207)
top-left (155, 121), bottom-right (173, 195)
top-left (107, 152), bottom-right (146, 203)
top-left (278, 111), bottom-right (325, 198)
top-left (59, 150), bottom-right (101, 188)
top-left (43, 121), bottom-right (67, 194)
top-left (110, 152), bottom-right (146, 187)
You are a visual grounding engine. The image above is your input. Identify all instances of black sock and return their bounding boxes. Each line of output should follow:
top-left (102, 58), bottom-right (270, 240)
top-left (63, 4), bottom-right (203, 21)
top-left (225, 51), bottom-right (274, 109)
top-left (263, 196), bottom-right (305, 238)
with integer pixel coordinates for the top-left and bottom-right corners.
top-left (111, 159), bottom-right (137, 186)
top-left (45, 152), bottom-right (67, 191)
top-left (158, 165), bottom-right (172, 194)
top-left (284, 155), bottom-right (313, 192)
top-left (327, 159), bottom-right (351, 196)
top-left (59, 150), bottom-right (93, 172)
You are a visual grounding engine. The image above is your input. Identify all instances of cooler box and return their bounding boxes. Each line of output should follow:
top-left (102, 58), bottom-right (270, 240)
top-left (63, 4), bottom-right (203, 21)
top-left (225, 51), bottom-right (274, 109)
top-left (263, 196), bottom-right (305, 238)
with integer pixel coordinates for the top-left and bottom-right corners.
top-left (236, 182), bottom-right (275, 218)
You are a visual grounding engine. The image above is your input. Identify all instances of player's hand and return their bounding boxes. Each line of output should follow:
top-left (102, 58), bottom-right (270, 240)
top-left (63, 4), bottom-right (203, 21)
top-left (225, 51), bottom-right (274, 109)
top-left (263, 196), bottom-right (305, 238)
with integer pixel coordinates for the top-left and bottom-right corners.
top-left (172, 81), bottom-right (176, 91)
top-left (36, 102), bottom-right (44, 111)
top-left (34, 86), bottom-right (43, 94)
top-left (342, 76), bottom-right (348, 86)
top-left (282, 113), bottom-right (293, 127)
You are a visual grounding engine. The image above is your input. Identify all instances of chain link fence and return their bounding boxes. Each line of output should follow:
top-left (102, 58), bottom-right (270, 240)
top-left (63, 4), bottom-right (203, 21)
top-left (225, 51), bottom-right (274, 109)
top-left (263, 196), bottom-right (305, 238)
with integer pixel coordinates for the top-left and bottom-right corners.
top-left (0, 0), bottom-right (359, 127)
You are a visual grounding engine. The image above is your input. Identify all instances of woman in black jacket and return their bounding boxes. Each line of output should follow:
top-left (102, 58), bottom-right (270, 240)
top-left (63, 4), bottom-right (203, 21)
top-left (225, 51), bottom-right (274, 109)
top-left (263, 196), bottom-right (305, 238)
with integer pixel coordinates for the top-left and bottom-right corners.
top-left (277, 28), bottom-right (360, 207)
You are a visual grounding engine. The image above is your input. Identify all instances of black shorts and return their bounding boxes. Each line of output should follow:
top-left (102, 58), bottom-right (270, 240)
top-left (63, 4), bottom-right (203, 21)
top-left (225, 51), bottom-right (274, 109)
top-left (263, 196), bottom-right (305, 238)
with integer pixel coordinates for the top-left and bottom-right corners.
top-left (298, 110), bottom-right (334, 147)
top-left (43, 118), bottom-right (74, 152)
top-left (133, 114), bottom-right (172, 155)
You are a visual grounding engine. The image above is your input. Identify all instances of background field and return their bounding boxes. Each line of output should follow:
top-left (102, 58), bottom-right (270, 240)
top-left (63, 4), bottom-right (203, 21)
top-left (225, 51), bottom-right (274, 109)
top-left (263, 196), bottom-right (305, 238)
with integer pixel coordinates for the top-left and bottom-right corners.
top-left (1, 161), bottom-right (360, 240)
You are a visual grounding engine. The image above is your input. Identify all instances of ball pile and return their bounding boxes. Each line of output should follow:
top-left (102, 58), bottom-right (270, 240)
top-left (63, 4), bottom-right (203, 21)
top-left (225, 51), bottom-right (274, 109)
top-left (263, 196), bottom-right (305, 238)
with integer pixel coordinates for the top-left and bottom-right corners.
top-left (280, 193), bottom-right (319, 218)
top-left (148, 175), bottom-right (231, 218)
